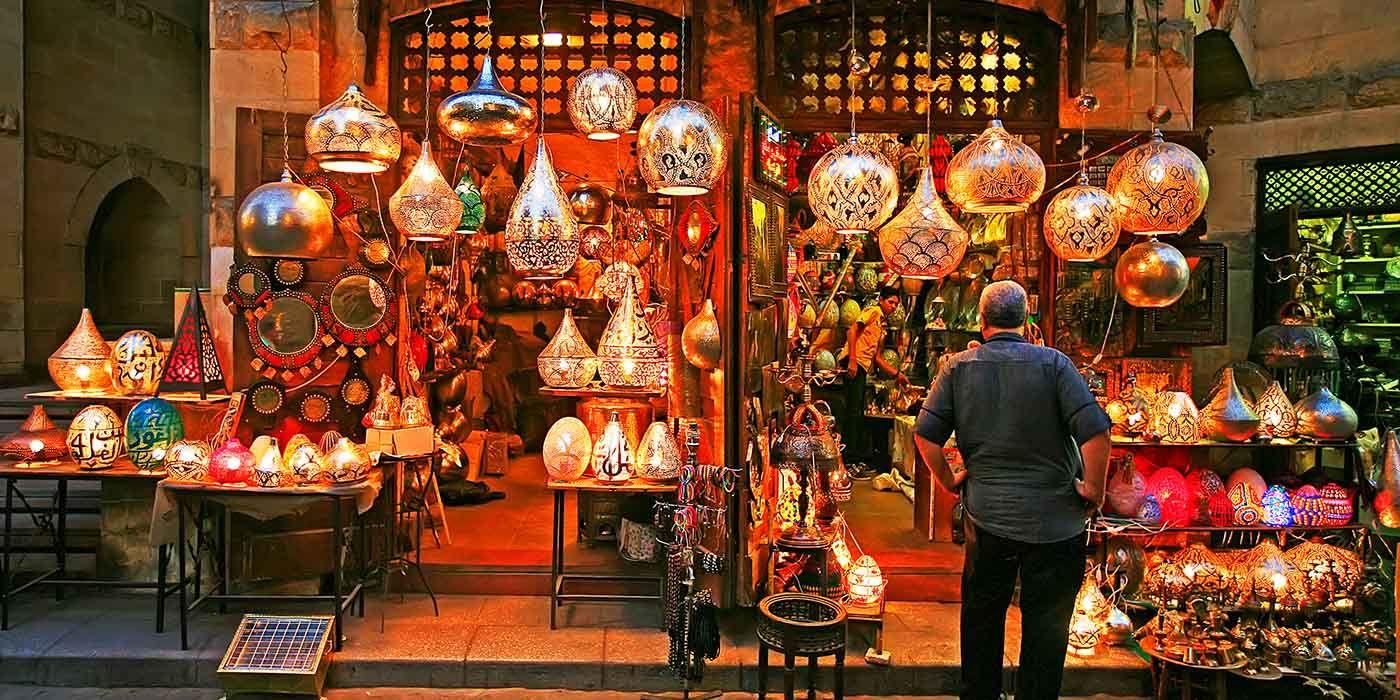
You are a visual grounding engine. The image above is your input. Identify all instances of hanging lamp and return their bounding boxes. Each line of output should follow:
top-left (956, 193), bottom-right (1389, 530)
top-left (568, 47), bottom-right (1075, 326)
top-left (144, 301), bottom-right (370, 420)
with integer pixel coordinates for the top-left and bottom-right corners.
top-left (238, 168), bottom-right (336, 258)
top-left (538, 309), bottom-right (599, 388)
top-left (946, 119), bottom-right (1046, 213)
top-left (808, 137), bottom-right (900, 235)
top-left (568, 67), bottom-right (637, 141)
top-left (681, 299), bottom-right (722, 370)
top-left (438, 55), bottom-right (538, 147)
top-left (454, 170), bottom-right (486, 235)
top-left (305, 85), bottom-right (402, 173)
top-left (1107, 128), bottom-right (1209, 236)
top-left (637, 100), bottom-right (728, 196)
top-left (877, 166), bottom-right (968, 279)
top-left (1114, 238), bottom-right (1190, 308)
top-left (505, 139), bottom-right (581, 279)
top-left (597, 283), bottom-right (666, 388)
top-left (390, 142), bottom-right (463, 243)
top-left (1044, 173), bottom-right (1120, 262)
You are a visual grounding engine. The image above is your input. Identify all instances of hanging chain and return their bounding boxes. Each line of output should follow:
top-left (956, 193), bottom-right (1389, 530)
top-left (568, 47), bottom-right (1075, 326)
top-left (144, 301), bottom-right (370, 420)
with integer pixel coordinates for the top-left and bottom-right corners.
top-left (423, 7), bottom-right (434, 137)
top-left (538, 0), bottom-right (547, 133)
top-left (924, 0), bottom-right (932, 168)
top-left (1080, 0), bottom-right (1091, 180)
top-left (275, 0), bottom-right (292, 169)
top-left (680, 0), bottom-right (687, 98)
top-left (848, 0), bottom-right (856, 137)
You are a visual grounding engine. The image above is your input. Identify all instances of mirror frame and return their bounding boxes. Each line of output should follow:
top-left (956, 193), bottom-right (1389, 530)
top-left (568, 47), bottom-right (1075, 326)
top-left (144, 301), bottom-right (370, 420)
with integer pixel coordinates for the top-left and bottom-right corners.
top-left (271, 258), bottom-right (308, 288)
top-left (227, 263), bottom-right (272, 309)
top-left (319, 267), bottom-right (396, 347)
top-left (247, 290), bottom-right (324, 369)
top-left (248, 380), bottom-right (286, 416)
top-left (299, 390), bottom-right (334, 423)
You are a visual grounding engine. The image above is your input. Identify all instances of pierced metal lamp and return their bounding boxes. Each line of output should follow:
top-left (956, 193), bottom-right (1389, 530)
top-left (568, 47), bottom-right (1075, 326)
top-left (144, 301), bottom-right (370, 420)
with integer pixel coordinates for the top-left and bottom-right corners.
top-left (597, 284), bottom-right (665, 388)
top-left (946, 119), bottom-right (1046, 213)
top-left (808, 137), bottom-right (899, 235)
top-left (567, 67), bottom-right (637, 141)
top-left (505, 139), bottom-right (580, 279)
top-left (538, 309), bottom-right (599, 388)
top-left (305, 85), bottom-right (402, 174)
top-left (1107, 128), bottom-right (1209, 236)
top-left (637, 99), bottom-right (728, 196)
top-left (437, 56), bottom-right (537, 147)
top-left (390, 142), bottom-right (464, 243)
top-left (48, 308), bottom-right (113, 394)
top-left (877, 166), bottom-right (968, 279)
top-left (1043, 173), bottom-right (1120, 262)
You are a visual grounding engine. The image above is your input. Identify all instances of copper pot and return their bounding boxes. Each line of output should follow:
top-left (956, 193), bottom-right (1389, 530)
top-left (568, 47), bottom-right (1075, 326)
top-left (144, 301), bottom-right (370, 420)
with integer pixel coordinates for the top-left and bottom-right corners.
top-left (1293, 387), bottom-right (1358, 441)
top-left (1249, 302), bottom-right (1339, 370)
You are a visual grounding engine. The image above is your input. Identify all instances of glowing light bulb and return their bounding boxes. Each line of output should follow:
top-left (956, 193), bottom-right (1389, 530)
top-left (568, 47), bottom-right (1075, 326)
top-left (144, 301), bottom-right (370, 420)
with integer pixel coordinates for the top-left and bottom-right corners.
top-left (1148, 164), bottom-right (1165, 183)
top-left (1169, 403), bottom-right (1182, 418)
top-left (543, 32), bottom-right (564, 46)
top-left (75, 364), bottom-right (91, 381)
top-left (28, 439), bottom-right (43, 455)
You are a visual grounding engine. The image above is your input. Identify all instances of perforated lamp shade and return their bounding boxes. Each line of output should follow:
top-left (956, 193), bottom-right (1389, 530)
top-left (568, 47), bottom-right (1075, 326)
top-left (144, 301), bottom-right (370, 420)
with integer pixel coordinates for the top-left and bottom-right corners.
top-left (634, 421), bottom-right (681, 482)
top-left (543, 417), bottom-right (592, 482)
top-left (1107, 129), bottom-right (1209, 236)
top-left (390, 142), bottom-right (464, 243)
top-left (47, 308), bottom-right (113, 393)
top-left (305, 85), bottom-right (402, 174)
top-left (637, 99), bottom-right (728, 196)
top-left (946, 120), bottom-right (1046, 214)
top-left (537, 309), bottom-right (599, 389)
top-left (1043, 176), bottom-right (1120, 262)
top-left (1148, 391), bottom-right (1199, 444)
top-left (808, 137), bottom-right (899, 235)
top-left (437, 56), bottom-right (537, 147)
top-left (67, 405), bottom-right (124, 470)
top-left (877, 167), bottom-right (969, 279)
top-left (505, 139), bottom-right (580, 280)
top-left (597, 284), bottom-right (666, 388)
top-left (1253, 381), bottom-right (1297, 438)
top-left (567, 67), bottom-right (637, 141)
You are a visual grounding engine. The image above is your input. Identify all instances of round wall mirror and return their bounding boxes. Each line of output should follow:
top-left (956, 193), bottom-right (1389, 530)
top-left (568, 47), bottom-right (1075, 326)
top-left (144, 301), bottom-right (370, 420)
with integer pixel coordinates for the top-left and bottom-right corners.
top-left (320, 268), bottom-right (395, 347)
top-left (228, 264), bottom-right (271, 308)
top-left (248, 291), bottom-right (324, 369)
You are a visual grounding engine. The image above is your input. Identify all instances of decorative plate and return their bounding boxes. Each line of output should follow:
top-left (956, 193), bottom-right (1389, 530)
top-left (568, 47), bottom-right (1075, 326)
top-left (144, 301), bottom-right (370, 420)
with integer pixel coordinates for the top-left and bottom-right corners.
top-left (248, 381), bottom-right (286, 416)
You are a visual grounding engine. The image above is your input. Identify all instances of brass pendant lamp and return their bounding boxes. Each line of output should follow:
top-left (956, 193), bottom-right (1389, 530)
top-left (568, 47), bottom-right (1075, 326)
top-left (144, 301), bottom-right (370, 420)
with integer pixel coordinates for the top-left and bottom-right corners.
top-left (391, 8), bottom-right (465, 243)
top-left (635, 2), bottom-right (726, 195)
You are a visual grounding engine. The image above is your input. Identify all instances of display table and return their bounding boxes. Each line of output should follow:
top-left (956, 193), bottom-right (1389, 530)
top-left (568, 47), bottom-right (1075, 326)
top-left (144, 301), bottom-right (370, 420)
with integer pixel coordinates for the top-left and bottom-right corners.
top-left (0, 458), bottom-right (183, 633)
top-left (546, 477), bottom-right (671, 629)
top-left (153, 472), bottom-right (384, 650)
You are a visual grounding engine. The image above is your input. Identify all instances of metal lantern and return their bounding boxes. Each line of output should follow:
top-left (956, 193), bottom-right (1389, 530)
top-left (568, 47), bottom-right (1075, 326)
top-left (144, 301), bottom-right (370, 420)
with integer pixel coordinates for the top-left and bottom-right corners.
top-left (305, 84), bottom-right (402, 173)
top-left (592, 411), bottom-right (634, 483)
top-left (505, 139), bottom-right (580, 279)
top-left (210, 438), bottom-right (255, 485)
top-left (598, 261), bottom-right (647, 303)
top-left (538, 309), bottom-right (599, 388)
top-left (111, 330), bottom-right (164, 396)
top-left (946, 119), bottom-right (1046, 214)
top-left (682, 299), bottom-right (722, 370)
top-left (1107, 129), bottom-right (1209, 236)
top-left (284, 434), bottom-right (327, 485)
top-left (163, 440), bottom-right (211, 482)
top-left (877, 166), bottom-right (969, 279)
top-left (634, 421), bottom-right (681, 482)
top-left (1253, 381), bottom-right (1297, 438)
top-left (67, 405), bottom-right (123, 470)
top-left (543, 417), bottom-right (592, 482)
top-left (454, 171), bottom-right (486, 235)
top-left (1249, 304), bottom-right (1340, 371)
top-left (390, 142), bottom-right (464, 243)
top-left (1043, 175), bottom-right (1120, 262)
top-left (1149, 391), bottom-right (1199, 444)
top-left (1200, 367), bottom-right (1260, 442)
top-left (808, 137), bottom-right (899, 235)
top-left (0, 405), bottom-right (69, 461)
top-left (324, 438), bottom-right (371, 483)
top-left (48, 308), bottom-right (113, 394)
top-left (252, 445), bottom-right (291, 488)
top-left (238, 169), bottom-right (335, 259)
top-left (568, 183), bottom-right (613, 225)
top-left (597, 284), bottom-right (665, 388)
top-left (437, 55), bottom-right (537, 146)
top-left (567, 67), bottom-right (637, 141)
top-left (1114, 238), bottom-right (1190, 308)
top-left (1294, 387), bottom-right (1358, 441)
top-left (846, 555), bottom-right (886, 606)
top-left (637, 99), bottom-right (728, 196)
top-left (399, 396), bottom-right (430, 427)
top-left (124, 397), bottom-right (184, 472)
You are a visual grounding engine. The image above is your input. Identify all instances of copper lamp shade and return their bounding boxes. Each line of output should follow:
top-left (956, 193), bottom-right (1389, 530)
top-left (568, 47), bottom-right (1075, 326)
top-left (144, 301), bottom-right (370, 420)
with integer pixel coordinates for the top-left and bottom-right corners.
top-left (567, 67), bottom-right (637, 141)
top-left (1043, 175), bottom-right (1120, 262)
top-left (437, 56), bottom-right (538, 147)
top-left (1294, 387), bottom-right (1358, 441)
top-left (568, 183), bottom-right (613, 225)
top-left (1249, 304), bottom-right (1339, 370)
top-left (1114, 238), bottom-right (1190, 308)
top-left (1200, 367), bottom-right (1260, 442)
top-left (390, 142), bottom-right (464, 243)
top-left (808, 137), bottom-right (899, 235)
top-left (48, 308), bottom-right (113, 393)
top-left (505, 139), bottom-right (580, 280)
top-left (538, 309), bottom-right (599, 389)
top-left (305, 84), bottom-right (402, 174)
top-left (682, 299), bottom-right (722, 370)
top-left (1107, 129), bottom-right (1209, 236)
top-left (946, 120), bottom-right (1046, 214)
top-left (877, 167), bottom-right (968, 279)
top-left (237, 169), bottom-right (336, 259)
top-left (0, 405), bottom-right (68, 460)
top-left (637, 99), bottom-right (728, 196)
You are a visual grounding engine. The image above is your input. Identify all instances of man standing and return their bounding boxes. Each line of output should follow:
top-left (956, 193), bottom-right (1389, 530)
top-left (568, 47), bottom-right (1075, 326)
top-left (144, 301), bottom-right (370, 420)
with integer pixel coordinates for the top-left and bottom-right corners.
top-left (844, 286), bottom-right (907, 472)
top-left (913, 281), bottom-right (1111, 700)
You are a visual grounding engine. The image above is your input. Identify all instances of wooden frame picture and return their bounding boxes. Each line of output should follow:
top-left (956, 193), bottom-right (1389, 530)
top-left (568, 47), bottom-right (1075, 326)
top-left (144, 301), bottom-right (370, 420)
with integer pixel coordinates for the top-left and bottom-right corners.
top-left (745, 183), bottom-right (787, 300)
top-left (1142, 242), bottom-right (1228, 345)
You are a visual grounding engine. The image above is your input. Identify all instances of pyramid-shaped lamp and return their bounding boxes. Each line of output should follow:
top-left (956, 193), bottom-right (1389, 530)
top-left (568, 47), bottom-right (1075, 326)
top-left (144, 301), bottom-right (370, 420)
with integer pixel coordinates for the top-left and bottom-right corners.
top-left (158, 290), bottom-right (228, 400)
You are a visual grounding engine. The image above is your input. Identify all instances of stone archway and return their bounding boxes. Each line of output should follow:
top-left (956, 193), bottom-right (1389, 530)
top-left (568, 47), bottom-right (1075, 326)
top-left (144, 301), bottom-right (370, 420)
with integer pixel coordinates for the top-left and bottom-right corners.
top-left (83, 178), bottom-right (182, 337)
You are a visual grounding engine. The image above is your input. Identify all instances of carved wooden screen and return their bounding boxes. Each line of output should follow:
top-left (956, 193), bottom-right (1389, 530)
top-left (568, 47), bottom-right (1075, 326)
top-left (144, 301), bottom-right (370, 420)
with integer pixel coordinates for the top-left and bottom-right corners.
top-left (390, 0), bottom-right (685, 132)
top-left (770, 1), bottom-right (1059, 132)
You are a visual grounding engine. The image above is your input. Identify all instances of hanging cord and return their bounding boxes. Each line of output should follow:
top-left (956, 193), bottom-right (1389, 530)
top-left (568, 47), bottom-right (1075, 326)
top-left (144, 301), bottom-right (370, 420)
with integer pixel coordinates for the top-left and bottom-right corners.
top-left (1079, 0), bottom-right (1090, 181)
top-left (680, 0), bottom-right (687, 98)
top-left (923, 0), bottom-right (933, 168)
top-left (485, 0), bottom-right (494, 58)
top-left (423, 7), bottom-right (434, 138)
top-left (273, 0), bottom-right (292, 170)
top-left (538, 0), bottom-right (548, 134)
top-left (847, 0), bottom-right (857, 137)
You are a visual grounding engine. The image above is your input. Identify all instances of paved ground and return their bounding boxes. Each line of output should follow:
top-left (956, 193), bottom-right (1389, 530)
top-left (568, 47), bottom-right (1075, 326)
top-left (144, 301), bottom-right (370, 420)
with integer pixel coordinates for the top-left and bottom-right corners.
top-left (0, 689), bottom-right (1147, 699)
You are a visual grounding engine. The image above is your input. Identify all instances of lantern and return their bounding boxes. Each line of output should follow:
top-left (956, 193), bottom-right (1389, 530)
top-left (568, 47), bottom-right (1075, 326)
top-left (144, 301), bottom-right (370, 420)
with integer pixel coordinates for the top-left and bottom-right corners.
top-left (1375, 430), bottom-right (1400, 528)
top-left (634, 422), bottom-right (682, 482)
top-left (592, 411), bottom-right (634, 483)
top-left (438, 56), bottom-right (537, 146)
top-left (1074, 576), bottom-right (1110, 624)
top-left (48, 309), bottom-right (113, 394)
top-left (1145, 468), bottom-right (1190, 526)
top-left (1150, 391), bottom-right (1199, 444)
top-left (1260, 485), bottom-right (1295, 527)
top-left (163, 440), bottom-right (211, 482)
top-left (1144, 561), bottom-right (1190, 606)
top-left (1319, 483), bottom-right (1353, 525)
top-left (1200, 367), bottom-right (1260, 442)
top-left (808, 137), bottom-right (899, 235)
top-left (505, 139), bottom-right (580, 279)
top-left (209, 438), bottom-right (255, 485)
top-left (325, 438), bottom-right (372, 483)
top-left (1228, 482), bottom-right (1264, 526)
top-left (305, 84), bottom-right (401, 173)
top-left (1184, 469), bottom-right (1224, 524)
top-left (1287, 541), bottom-right (1363, 602)
top-left (0, 406), bottom-right (68, 461)
top-left (1253, 381), bottom-right (1297, 438)
top-left (567, 67), bottom-right (637, 141)
top-left (636, 99), bottom-right (727, 196)
top-left (1106, 458), bottom-right (1147, 516)
top-left (543, 417), bottom-right (592, 482)
top-left (682, 299), bottom-right (722, 370)
top-left (1290, 485), bottom-right (1327, 527)
top-left (946, 119), bottom-right (1046, 213)
top-left (454, 171), bottom-right (486, 235)
top-left (1174, 544), bottom-right (1232, 599)
top-left (284, 434), bottom-right (327, 485)
top-left (1234, 542), bottom-right (1295, 603)
top-left (65, 405), bottom-right (123, 470)
top-left (390, 142), bottom-right (464, 243)
top-left (366, 377), bottom-right (401, 430)
top-left (598, 261), bottom-right (647, 303)
top-left (538, 309), bottom-right (599, 389)
top-left (1066, 582), bottom-right (1103, 657)
top-left (237, 168), bottom-right (336, 259)
top-left (846, 555), bottom-right (885, 606)
top-left (1294, 387), bottom-right (1359, 441)
top-left (830, 536), bottom-right (854, 571)
top-left (1114, 238), bottom-right (1190, 308)
top-left (597, 284), bottom-right (666, 388)
top-left (1226, 468), bottom-right (1267, 504)
top-left (1106, 129), bottom-right (1209, 236)
top-left (569, 183), bottom-right (613, 225)
top-left (579, 226), bottom-right (611, 260)
top-left (124, 397), bottom-right (184, 472)
top-left (399, 396), bottom-right (430, 428)
top-left (111, 330), bottom-right (164, 396)
top-left (877, 166), bottom-right (969, 278)
top-left (251, 445), bottom-right (291, 488)
top-left (1207, 490), bottom-right (1234, 527)
top-left (1043, 174), bottom-right (1120, 262)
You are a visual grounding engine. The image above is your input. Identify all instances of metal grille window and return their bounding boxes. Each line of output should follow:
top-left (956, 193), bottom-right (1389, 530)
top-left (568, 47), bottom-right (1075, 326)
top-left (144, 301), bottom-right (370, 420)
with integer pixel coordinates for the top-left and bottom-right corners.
top-left (390, 1), bottom-right (683, 131)
top-left (1261, 157), bottom-right (1400, 214)
top-left (771, 1), bottom-right (1058, 130)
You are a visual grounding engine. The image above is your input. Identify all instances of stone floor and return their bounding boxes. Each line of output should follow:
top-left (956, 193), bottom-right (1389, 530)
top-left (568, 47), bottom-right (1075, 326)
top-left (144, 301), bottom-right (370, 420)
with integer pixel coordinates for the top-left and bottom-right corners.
top-left (0, 592), bottom-right (1150, 696)
top-left (0, 689), bottom-right (1148, 699)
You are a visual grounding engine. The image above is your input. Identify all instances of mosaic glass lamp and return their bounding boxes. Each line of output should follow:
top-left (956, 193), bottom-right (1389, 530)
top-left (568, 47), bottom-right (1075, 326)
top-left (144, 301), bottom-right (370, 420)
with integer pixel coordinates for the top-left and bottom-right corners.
top-left (390, 142), bottom-right (464, 243)
top-left (846, 555), bottom-right (886, 606)
top-left (637, 99), bottom-right (728, 196)
top-left (305, 84), bottom-right (402, 173)
top-left (877, 166), bottom-right (969, 279)
top-left (66, 405), bottom-right (123, 470)
top-left (454, 171), bottom-right (486, 235)
top-left (567, 67), bottom-right (637, 141)
top-left (1261, 484), bottom-right (1295, 527)
top-left (0, 405), bottom-right (69, 461)
top-left (1043, 173), bottom-right (1120, 262)
top-left (111, 330), bottom-right (165, 396)
top-left (808, 137), bottom-right (899, 235)
top-left (437, 56), bottom-right (537, 147)
top-left (505, 139), bottom-right (580, 280)
top-left (1149, 391), bottom-right (1199, 444)
top-left (124, 397), bottom-right (184, 472)
top-left (538, 309), bottom-right (599, 389)
top-left (1146, 468), bottom-right (1190, 526)
top-left (1253, 381), bottom-right (1297, 438)
top-left (209, 438), bottom-right (255, 485)
top-left (163, 440), bottom-right (211, 482)
top-left (48, 309), bottom-right (113, 394)
top-left (946, 120), bottom-right (1046, 213)
top-left (543, 417), bottom-right (592, 482)
top-left (1107, 129), bottom-right (1209, 236)
top-left (1319, 483), bottom-right (1353, 526)
top-left (597, 284), bottom-right (666, 388)
top-left (1291, 485), bottom-right (1328, 527)
top-left (634, 422), bottom-right (681, 482)
top-left (1229, 482), bottom-right (1265, 526)
top-left (592, 411), bottom-right (634, 483)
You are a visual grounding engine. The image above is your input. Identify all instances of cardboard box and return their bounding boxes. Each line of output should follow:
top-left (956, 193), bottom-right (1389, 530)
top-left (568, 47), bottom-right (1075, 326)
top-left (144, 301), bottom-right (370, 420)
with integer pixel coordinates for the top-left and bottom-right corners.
top-left (365, 426), bottom-right (435, 458)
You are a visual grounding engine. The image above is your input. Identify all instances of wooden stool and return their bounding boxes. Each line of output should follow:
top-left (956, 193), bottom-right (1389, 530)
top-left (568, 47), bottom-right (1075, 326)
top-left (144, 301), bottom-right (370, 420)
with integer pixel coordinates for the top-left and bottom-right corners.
top-left (757, 593), bottom-right (848, 700)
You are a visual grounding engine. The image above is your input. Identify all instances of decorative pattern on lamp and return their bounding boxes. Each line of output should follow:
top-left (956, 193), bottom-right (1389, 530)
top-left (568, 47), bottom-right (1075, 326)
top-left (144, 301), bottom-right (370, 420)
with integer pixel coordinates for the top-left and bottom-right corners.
top-left (634, 422), bottom-right (681, 482)
top-left (598, 284), bottom-right (665, 388)
top-left (567, 67), bottom-right (637, 141)
top-left (390, 142), bottom-right (464, 243)
top-left (1043, 176), bottom-right (1120, 262)
top-left (159, 291), bottom-right (227, 398)
top-left (1107, 129), bottom-right (1209, 236)
top-left (808, 137), bottom-right (899, 234)
top-left (124, 397), bottom-right (184, 472)
top-left (877, 166), bottom-right (968, 279)
top-left (48, 309), bottom-right (113, 394)
top-left (505, 139), bottom-right (580, 280)
top-left (946, 119), bottom-right (1046, 213)
top-left (112, 330), bottom-right (165, 396)
top-left (67, 405), bottom-right (124, 470)
top-left (637, 99), bottom-right (727, 196)
top-left (592, 412), bottom-right (634, 483)
top-left (0, 405), bottom-right (69, 461)
top-left (1149, 391), bottom-right (1199, 444)
top-left (538, 309), bottom-right (599, 388)
top-left (437, 56), bottom-right (537, 147)
top-left (305, 84), bottom-right (402, 173)
top-left (163, 440), bottom-right (211, 482)
top-left (543, 417), bottom-right (592, 482)
top-left (1253, 381), bottom-right (1297, 438)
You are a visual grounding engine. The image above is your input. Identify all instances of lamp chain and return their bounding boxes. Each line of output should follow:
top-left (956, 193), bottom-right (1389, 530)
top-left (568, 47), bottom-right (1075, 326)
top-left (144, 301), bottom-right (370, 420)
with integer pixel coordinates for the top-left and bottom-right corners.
top-left (485, 0), bottom-right (494, 58)
top-left (423, 7), bottom-right (433, 137)
top-left (274, 0), bottom-right (292, 170)
top-left (848, 0), bottom-right (856, 138)
top-left (1080, 0), bottom-right (1090, 180)
top-left (539, 0), bottom-right (547, 134)
top-left (924, 0), bottom-right (932, 169)
top-left (680, 0), bottom-right (687, 98)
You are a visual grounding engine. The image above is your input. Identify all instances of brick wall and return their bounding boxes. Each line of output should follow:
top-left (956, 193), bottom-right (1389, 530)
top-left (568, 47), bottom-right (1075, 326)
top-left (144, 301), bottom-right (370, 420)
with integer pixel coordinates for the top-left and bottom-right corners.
top-left (0, 1), bottom-right (23, 377)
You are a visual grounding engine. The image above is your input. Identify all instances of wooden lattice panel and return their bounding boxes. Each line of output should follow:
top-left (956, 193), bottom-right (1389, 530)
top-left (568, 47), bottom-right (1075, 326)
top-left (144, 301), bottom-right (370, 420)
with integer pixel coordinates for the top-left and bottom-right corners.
top-left (772, 1), bottom-right (1057, 130)
top-left (391, 1), bottom-right (683, 131)
top-left (1261, 157), bottom-right (1400, 214)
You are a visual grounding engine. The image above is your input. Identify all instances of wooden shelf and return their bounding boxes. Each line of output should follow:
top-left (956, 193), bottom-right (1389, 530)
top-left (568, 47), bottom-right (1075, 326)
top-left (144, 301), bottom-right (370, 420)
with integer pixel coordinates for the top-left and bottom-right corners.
top-left (1346, 289), bottom-right (1398, 295)
top-left (1097, 518), bottom-right (1367, 535)
top-left (0, 458), bottom-right (166, 480)
top-left (1111, 438), bottom-right (1357, 449)
top-left (1348, 323), bottom-right (1400, 330)
top-left (26, 390), bottom-right (231, 405)
top-left (538, 386), bottom-right (663, 399)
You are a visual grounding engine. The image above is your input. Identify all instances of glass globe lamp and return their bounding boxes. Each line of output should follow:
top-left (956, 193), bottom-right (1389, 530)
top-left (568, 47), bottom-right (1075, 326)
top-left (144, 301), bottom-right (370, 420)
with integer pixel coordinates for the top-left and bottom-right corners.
top-left (163, 440), bottom-right (211, 482)
top-left (634, 421), bottom-right (681, 482)
top-left (946, 120), bottom-right (1046, 213)
top-left (1107, 128), bottom-right (1209, 236)
top-left (305, 84), bottom-right (402, 174)
top-left (1114, 238), bottom-right (1190, 308)
top-left (846, 555), bottom-right (886, 606)
top-left (543, 417), bottom-right (592, 482)
top-left (597, 284), bottom-right (666, 388)
top-left (66, 405), bottom-right (123, 470)
top-left (808, 137), bottom-right (899, 235)
top-left (437, 56), bottom-right (537, 147)
top-left (124, 397), bottom-right (184, 472)
top-left (637, 99), bottom-right (727, 196)
top-left (1043, 174), bottom-right (1120, 262)
top-left (538, 309), bottom-right (599, 388)
top-left (390, 142), bottom-right (464, 243)
top-left (209, 438), bottom-right (255, 485)
top-left (505, 139), bottom-right (580, 279)
top-left (567, 67), bottom-right (637, 141)
top-left (877, 166), bottom-right (969, 279)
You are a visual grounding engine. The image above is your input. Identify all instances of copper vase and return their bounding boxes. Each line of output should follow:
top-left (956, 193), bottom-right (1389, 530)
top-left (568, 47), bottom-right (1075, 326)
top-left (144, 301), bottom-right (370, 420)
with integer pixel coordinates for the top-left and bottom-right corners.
top-left (1200, 367), bottom-right (1259, 442)
top-left (1293, 387), bottom-right (1358, 441)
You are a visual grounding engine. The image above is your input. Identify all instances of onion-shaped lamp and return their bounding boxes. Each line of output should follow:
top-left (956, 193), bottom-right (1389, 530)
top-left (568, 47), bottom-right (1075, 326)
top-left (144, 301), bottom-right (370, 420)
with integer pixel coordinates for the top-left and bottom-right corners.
top-left (209, 438), bottom-right (255, 485)
top-left (1201, 367), bottom-right (1260, 442)
top-left (238, 169), bottom-right (335, 259)
top-left (1254, 381), bottom-right (1297, 438)
top-left (163, 439), bottom-right (211, 482)
top-left (592, 411), bottom-right (634, 483)
top-left (946, 119), bottom-right (1046, 214)
top-left (1043, 173), bottom-right (1120, 261)
top-left (538, 309), bottom-right (599, 388)
top-left (67, 405), bottom-right (123, 470)
top-left (325, 438), bottom-right (372, 483)
top-left (1294, 387), bottom-right (1359, 441)
top-left (1107, 128), bottom-right (1209, 236)
top-left (48, 308), bottom-right (113, 394)
top-left (111, 330), bottom-right (164, 396)
top-left (251, 445), bottom-right (291, 488)
top-left (567, 67), bottom-right (637, 141)
top-left (634, 421), bottom-right (681, 482)
top-left (390, 142), bottom-right (464, 243)
top-left (808, 137), bottom-right (899, 235)
top-left (124, 397), bottom-right (184, 472)
top-left (847, 555), bottom-right (886, 606)
top-left (0, 405), bottom-right (69, 461)
top-left (544, 417), bottom-right (592, 482)
top-left (1149, 391), bottom-right (1199, 444)
top-left (284, 434), bottom-right (327, 485)
top-left (505, 139), bottom-right (580, 279)
top-left (1114, 238), bottom-right (1190, 308)
top-left (597, 283), bottom-right (666, 388)
top-left (877, 166), bottom-right (969, 279)
top-left (437, 56), bottom-right (537, 147)
top-left (682, 299), bottom-right (722, 370)
top-left (305, 84), bottom-right (402, 173)
top-left (637, 99), bottom-right (728, 196)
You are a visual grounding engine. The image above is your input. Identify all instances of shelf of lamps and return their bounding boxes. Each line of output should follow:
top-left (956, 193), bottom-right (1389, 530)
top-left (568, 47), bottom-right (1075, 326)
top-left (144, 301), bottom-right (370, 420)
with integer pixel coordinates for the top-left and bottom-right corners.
top-left (1111, 437), bottom-right (1358, 449)
top-left (1339, 257), bottom-right (1398, 265)
top-left (538, 385), bottom-right (663, 399)
top-left (1098, 519), bottom-right (1367, 535)
top-left (25, 390), bottom-right (231, 405)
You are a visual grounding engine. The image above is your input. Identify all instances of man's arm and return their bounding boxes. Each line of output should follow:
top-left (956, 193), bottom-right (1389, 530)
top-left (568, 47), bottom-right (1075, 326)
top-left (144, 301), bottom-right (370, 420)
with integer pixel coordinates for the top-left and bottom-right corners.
top-left (873, 350), bottom-right (905, 385)
top-left (1074, 431), bottom-right (1111, 510)
top-left (913, 361), bottom-right (958, 490)
top-left (916, 433), bottom-right (965, 492)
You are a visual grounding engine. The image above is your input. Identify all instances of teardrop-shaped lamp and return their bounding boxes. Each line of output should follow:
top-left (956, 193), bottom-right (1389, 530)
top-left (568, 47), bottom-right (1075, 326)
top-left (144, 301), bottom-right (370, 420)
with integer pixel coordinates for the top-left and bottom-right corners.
top-left (538, 309), bottom-right (599, 388)
top-left (808, 137), bottom-right (900, 235)
top-left (437, 56), bottom-right (538, 147)
top-left (505, 139), bottom-right (580, 280)
top-left (305, 85), bottom-right (402, 174)
top-left (238, 168), bottom-right (335, 259)
top-left (597, 284), bottom-right (665, 388)
top-left (946, 119), bottom-right (1046, 214)
top-left (682, 299), bottom-right (722, 370)
top-left (877, 166), bottom-right (968, 279)
top-left (390, 142), bottom-right (464, 243)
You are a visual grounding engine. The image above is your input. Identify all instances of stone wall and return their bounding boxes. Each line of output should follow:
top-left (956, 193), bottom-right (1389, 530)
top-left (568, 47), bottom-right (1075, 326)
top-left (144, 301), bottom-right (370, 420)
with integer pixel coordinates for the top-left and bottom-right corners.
top-left (0, 1), bottom-right (23, 377)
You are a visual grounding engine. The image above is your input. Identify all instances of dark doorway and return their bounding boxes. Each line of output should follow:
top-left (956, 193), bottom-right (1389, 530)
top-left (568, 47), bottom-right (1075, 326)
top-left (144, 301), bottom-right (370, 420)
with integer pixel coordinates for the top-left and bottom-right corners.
top-left (84, 178), bottom-right (180, 337)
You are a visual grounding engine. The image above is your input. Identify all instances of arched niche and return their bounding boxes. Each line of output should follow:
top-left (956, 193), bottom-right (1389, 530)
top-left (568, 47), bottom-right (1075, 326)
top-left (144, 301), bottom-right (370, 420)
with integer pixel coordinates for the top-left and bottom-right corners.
top-left (83, 178), bottom-right (182, 336)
